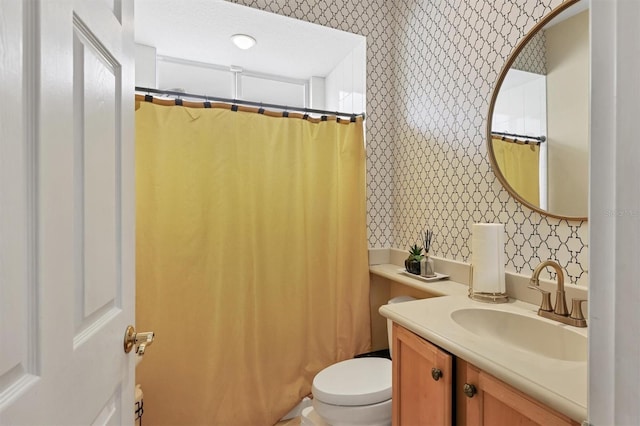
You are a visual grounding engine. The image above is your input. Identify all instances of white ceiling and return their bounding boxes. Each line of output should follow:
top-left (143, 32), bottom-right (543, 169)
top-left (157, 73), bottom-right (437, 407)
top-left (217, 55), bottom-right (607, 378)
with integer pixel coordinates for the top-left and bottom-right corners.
top-left (134, 0), bottom-right (365, 80)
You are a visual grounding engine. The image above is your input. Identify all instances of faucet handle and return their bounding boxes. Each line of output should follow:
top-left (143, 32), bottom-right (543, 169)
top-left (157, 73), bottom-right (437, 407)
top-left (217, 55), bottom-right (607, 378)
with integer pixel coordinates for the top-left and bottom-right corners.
top-left (570, 299), bottom-right (587, 321)
top-left (527, 285), bottom-right (553, 312)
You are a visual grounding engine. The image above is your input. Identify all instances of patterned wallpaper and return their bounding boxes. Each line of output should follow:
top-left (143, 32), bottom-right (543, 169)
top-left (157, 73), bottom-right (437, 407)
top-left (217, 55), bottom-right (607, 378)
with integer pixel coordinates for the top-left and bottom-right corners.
top-left (512, 31), bottom-right (547, 75)
top-left (229, 0), bottom-right (588, 286)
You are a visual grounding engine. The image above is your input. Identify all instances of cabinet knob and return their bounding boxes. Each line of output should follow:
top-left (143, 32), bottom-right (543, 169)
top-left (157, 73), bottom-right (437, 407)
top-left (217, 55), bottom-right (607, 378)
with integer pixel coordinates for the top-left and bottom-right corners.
top-left (431, 368), bottom-right (443, 381)
top-left (463, 383), bottom-right (477, 398)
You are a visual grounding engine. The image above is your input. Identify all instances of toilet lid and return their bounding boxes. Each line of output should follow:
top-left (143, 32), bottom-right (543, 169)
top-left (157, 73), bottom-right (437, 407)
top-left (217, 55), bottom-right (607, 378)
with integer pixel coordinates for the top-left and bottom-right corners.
top-left (312, 357), bottom-right (392, 406)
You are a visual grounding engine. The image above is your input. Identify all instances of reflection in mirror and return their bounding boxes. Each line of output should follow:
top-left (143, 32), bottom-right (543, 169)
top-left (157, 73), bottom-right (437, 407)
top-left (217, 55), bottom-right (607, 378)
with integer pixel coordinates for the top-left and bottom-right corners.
top-left (488, 0), bottom-right (588, 220)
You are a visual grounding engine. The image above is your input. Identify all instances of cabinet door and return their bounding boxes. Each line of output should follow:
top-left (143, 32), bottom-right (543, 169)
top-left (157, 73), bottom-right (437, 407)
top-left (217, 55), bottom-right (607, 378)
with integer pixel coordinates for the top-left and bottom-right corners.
top-left (392, 323), bottom-right (453, 425)
top-left (457, 360), bottom-right (579, 426)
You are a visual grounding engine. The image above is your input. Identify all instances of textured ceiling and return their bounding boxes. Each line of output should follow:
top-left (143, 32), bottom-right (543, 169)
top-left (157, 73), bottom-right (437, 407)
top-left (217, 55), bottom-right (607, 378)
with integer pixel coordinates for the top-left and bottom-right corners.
top-left (134, 0), bottom-right (365, 80)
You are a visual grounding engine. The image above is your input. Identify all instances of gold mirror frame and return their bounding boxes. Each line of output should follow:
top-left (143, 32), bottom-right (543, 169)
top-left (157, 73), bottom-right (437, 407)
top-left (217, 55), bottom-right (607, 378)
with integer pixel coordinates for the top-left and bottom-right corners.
top-left (486, 0), bottom-right (587, 221)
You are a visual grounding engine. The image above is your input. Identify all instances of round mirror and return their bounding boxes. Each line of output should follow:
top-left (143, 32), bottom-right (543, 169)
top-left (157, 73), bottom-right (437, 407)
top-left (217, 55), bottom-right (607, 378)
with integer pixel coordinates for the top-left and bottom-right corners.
top-left (487, 0), bottom-right (588, 220)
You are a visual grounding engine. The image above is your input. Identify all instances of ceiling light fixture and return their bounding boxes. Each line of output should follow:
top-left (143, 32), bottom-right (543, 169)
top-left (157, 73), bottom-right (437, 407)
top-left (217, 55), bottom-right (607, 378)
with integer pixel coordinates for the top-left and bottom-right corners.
top-left (231, 34), bottom-right (257, 50)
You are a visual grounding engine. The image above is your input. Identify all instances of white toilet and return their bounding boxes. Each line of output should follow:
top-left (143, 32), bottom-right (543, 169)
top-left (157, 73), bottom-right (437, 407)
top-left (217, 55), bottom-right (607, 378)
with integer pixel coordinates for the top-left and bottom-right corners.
top-left (302, 296), bottom-right (416, 426)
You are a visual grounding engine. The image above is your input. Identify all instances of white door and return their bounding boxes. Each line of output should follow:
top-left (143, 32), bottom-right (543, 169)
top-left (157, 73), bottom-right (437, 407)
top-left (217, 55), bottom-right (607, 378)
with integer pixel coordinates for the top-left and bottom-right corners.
top-left (0, 0), bottom-right (137, 424)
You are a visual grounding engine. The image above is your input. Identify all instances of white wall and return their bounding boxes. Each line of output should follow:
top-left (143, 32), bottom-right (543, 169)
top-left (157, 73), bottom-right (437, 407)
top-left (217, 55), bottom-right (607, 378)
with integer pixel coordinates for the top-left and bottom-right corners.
top-left (135, 41), bottom-right (367, 115)
top-left (240, 74), bottom-right (306, 108)
top-left (590, 0), bottom-right (640, 424)
top-left (136, 53), bottom-right (309, 107)
top-left (135, 43), bottom-right (156, 88)
top-left (156, 57), bottom-right (234, 97)
top-left (325, 40), bottom-right (366, 114)
top-left (492, 69), bottom-right (547, 137)
top-left (309, 76), bottom-right (326, 110)
top-left (546, 10), bottom-right (589, 217)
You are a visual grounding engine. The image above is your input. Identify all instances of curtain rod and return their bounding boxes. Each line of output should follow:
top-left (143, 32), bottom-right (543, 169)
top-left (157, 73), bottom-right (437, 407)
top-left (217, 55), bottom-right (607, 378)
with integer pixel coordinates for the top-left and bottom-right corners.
top-left (491, 131), bottom-right (546, 143)
top-left (135, 86), bottom-right (365, 120)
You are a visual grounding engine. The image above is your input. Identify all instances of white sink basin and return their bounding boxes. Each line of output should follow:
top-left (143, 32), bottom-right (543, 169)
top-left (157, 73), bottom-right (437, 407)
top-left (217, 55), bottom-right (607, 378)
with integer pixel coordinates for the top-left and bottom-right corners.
top-left (451, 308), bottom-right (587, 362)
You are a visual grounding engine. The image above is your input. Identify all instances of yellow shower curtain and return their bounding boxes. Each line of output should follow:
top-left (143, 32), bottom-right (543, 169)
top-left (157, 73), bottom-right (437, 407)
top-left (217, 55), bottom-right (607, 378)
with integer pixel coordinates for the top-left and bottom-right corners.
top-left (135, 101), bottom-right (371, 426)
top-left (492, 138), bottom-right (540, 206)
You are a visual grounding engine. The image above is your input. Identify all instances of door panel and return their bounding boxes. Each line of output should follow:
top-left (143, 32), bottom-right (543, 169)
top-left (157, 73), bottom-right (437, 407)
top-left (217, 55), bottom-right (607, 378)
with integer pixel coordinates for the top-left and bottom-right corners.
top-left (392, 323), bottom-right (453, 425)
top-left (459, 360), bottom-right (578, 426)
top-left (91, 388), bottom-right (122, 426)
top-left (72, 14), bottom-right (121, 336)
top-left (0, 0), bottom-right (135, 424)
top-left (0, 0), bottom-right (40, 406)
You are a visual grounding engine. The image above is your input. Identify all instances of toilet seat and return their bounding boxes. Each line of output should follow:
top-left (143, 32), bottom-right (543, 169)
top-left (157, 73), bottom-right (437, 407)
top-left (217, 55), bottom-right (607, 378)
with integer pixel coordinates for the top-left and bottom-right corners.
top-left (312, 357), bottom-right (392, 406)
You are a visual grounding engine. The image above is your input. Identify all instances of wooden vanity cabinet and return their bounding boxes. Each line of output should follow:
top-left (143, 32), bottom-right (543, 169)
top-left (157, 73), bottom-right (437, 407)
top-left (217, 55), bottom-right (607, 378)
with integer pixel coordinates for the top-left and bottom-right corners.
top-left (392, 323), bottom-right (580, 426)
top-left (392, 323), bottom-right (453, 425)
top-left (456, 360), bottom-right (579, 426)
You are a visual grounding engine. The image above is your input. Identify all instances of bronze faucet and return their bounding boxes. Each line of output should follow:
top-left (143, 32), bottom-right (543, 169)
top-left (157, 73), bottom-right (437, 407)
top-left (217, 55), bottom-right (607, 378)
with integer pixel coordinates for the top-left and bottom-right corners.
top-left (528, 260), bottom-right (587, 327)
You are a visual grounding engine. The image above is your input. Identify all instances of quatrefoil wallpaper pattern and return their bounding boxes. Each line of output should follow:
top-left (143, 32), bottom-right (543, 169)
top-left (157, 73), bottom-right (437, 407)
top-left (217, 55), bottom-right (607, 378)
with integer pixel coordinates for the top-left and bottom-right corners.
top-left (231, 0), bottom-right (588, 286)
top-left (512, 31), bottom-right (547, 75)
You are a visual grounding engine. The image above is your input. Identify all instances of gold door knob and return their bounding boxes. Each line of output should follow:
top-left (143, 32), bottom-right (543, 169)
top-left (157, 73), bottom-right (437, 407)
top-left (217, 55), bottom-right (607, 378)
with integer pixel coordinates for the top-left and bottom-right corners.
top-left (431, 368), bottom-right (443, 381)
top-left (124, 325), bottom-right (155, 355)
top-left (463, 383), bottom-right (477, 398)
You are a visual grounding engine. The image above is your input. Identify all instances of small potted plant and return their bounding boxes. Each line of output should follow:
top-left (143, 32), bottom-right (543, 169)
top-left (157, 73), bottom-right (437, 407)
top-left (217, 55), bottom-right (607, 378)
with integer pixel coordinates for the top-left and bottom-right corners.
top-left (404, 244), bottom-right (424, 275)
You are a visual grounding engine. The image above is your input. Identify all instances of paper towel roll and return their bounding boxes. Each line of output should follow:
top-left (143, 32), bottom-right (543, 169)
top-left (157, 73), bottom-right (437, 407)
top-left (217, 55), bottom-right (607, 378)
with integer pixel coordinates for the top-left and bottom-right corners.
top-left (471, 223), bottom-right (506, 293)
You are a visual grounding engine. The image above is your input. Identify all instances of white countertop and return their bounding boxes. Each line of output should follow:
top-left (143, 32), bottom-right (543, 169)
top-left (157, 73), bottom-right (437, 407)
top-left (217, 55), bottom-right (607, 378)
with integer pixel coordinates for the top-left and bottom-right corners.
top-left (373, 264), bottom-right (587, 422)
top-left (369, 263), bottom-right (470, 297)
